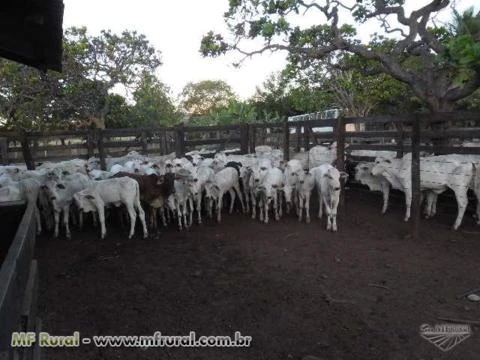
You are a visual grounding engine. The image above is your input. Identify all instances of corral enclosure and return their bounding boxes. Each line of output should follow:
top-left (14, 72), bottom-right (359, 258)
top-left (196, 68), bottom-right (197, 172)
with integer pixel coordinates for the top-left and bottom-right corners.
top-left (2, 112), bottom-right (480, 166)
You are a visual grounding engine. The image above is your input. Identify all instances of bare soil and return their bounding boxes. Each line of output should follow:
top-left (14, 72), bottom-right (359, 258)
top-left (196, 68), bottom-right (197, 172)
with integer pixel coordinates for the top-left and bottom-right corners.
top-left (36, 189), bottom-right (480, 360)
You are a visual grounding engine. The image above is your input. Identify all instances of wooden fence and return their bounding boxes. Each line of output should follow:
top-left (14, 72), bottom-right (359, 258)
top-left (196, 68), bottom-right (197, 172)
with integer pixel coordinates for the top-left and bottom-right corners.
top-left (0, 201), bottom-right (40, 360)
top-left (1, 111), bottom-right (480, 237)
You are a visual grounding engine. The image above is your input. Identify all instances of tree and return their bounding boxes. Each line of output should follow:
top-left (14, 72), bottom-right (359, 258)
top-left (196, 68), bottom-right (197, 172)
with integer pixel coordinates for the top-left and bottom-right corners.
top-left (179, 80), bottom-right (236, 116)
top-left (201, 0), bottom-right (480, 113)
top-left (61, 27), bottom-right (162, 128)
top-left (131, 72), bottom-right (180, 127)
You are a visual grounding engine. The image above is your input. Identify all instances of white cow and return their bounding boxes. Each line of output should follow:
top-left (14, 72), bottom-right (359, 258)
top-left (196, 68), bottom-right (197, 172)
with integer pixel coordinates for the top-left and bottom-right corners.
top-left (295, 170), bottom-right (315, 223)
top-left (42, 173), bottom-right (92, 239)
top-left (354, 162), bottom-right (392, 214)
top-left (371, 154), bottom-right (476, 230)
top-left (309, 142), bottom-right (337, 168)
top-left (283, 159), bottom-right (304, 214)
top-left (311, 164), bottom-right (348, 231)
top-left (204, 167), bottom-right (244, 223)
top-left (255, 167), bottom-right (285, 223)
top-left (73, 177), bottom-right (148, 239)
top-left (187, 165), bottom-right (215, 225)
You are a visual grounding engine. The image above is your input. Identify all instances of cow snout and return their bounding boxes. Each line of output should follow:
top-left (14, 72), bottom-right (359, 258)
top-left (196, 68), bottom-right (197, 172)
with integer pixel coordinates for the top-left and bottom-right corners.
top-left (50, 196), bottom-right (56, 201)
top-left (300, 180), bottom-right (304, 184)
top-left (255, 179), bottom-right (259, 182)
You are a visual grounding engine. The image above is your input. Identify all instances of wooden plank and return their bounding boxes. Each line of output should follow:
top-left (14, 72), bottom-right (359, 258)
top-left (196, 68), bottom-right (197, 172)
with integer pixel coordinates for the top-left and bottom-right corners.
top-left (344, 130), bottom-right (400, 138)
top-left (0, 203), bottom-right (35, 350)
top-left (103, 141), bottom-right (143, 148)
top-left (335, 117), bottom-right (346, 211)
top-left (345, 114), bottom-right (414, 124)
top-left (97, 130), bottom-right (106, 171)
top-left (175, 125), bottom-right (185, 158)
top-left (411, 116), bottom-right (421, 239)
top-left (185, 124), bottom-right (240, 132)
top-left (419, 146), bottom-right (480, 155)
top-left (0, 138), bottom-right (8, 165)
top-left (420, 111), bottom-right (479, 124)
top-left (185, 138), bottom-right (242, 146)
top-left (347, 144), bottom-right (403, 151)
top-left (421, 128), bottom-right (480, 139)
top-left (240, 124), bottom-right (249, 154)
top-left (21, 260), bottom-right (38, 333)
top-left (283, 120), bottom-right (290, 161)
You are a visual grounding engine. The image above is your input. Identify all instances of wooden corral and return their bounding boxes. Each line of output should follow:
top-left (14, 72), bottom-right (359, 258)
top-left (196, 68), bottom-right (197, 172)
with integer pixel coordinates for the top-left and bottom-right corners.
top-left (0, 202), bottom-right (40, 360)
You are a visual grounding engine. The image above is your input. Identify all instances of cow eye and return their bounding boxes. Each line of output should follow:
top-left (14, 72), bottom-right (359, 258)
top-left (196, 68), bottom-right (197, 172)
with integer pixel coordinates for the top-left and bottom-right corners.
top-left (260, 167), bottom-right (267, 171)
top-left (385, 159), bottom-right (392, 164)
top-left (362, 166), bottom-right (369, 170)
top-left (56, 183), bottom-right (66, 189)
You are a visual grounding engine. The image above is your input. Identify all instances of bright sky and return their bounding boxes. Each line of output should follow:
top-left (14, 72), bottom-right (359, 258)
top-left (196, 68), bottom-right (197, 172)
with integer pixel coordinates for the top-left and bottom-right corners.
top-left (63, 0), bottom-right (477, 101)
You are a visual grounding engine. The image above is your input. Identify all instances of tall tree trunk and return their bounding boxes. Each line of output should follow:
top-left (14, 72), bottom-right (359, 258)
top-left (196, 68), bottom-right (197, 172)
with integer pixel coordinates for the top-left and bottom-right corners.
top-left (426, 98), bottom-right (455, 149)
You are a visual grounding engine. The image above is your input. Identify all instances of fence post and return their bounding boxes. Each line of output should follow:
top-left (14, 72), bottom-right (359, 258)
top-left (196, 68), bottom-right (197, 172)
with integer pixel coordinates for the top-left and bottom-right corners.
top-left (20, 132), bottom-right (35, 170)
top-left (175, 124), bottom-right (185, 157)
top-left (296, 124), bottom-right (302, 152)
top-left (396, 123), bottom-right (404, 158)
top-left (97, 129), bottom-right (106, 170)
top-left (251, 125), bottom-right (257, 153)
top-left (283, 120), bottom-right (290, 161)
top-left (240, 123), bottom-right (249, 154)
top-left (303, 124), bottom-right (310, 151)
top-left (0, 138), bottom-right (8, 165)
top-left (411, 114), bottom-right (421, 239)
top-left (335, 116), bottom-right (346, 210)
top-left (141, 130), bottom-right (148, 154)
top-left (86, 129), bottom-right (95, 159)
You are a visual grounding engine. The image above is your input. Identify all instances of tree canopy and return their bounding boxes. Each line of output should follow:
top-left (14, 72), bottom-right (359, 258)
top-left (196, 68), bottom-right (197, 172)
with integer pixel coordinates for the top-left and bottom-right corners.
top-left (201, 0), bottom-right (480, 112)
top-left (179, 80), bottom-right (237, 116)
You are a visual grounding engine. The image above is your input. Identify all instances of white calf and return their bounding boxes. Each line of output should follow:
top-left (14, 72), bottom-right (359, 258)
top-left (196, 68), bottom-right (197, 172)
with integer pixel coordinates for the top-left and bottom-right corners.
top-left (204, 167), bottom-right (244, 223)
top-left (295, 170), bottom-right (315, 223)
top-left (311, 164), bottom-right (348, 231)
top-left (73, 177), bottom-right (148, 239)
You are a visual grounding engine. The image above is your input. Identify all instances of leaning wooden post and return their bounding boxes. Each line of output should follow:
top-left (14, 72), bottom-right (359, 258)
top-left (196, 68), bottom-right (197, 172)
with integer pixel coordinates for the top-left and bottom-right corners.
top-left (0, 137), bottom-right (9, 165)
top-left (175, 124), bottom-right (185, 158)
top-left (240, 123), bottom-right (249, 154)
top-left (283, 119), bottom-right (290, 161)
top-left (20, 131), bottom-right (35, 170)
top-left (97, 129), bottom-right (106, 171)
top-left (335, 116), bottom-right (346, 210)
top-left (411, 114), bottom-right (421, 239)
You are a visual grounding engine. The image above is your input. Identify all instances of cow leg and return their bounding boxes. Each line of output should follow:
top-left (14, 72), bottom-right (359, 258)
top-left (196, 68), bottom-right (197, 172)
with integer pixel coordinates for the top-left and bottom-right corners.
top-left (431, 193), bottom-right (438, 217)
top-left (97, 207), bottom-right (107, 239)
top-left (317, 188), bottom-right (323, 219)
top-left (264, 196), bottom-right (269, 224)
top-left (187, 198), bottom-right (193, 227)
top-left (63, 205), bottom-right (71, 240)
top-left (53, 210), bottom-right (60, 238)
top-left (78, 210), bottom-right (83, 230)
top-left (196, 195), bottom-right (202, 225)
top-left (277, 191), bottom-right (283, 218)
top-left (298, 196), bottom-right (304, 222)
top-left (331, 198), bottom-right (339, 232)
top-left (305, 192), bottom-right (311, 224)
top-left (228, 189), bottom-right (236, 214)
top-left (125, 203), bottom-right (137, 239)
top-left (233, 182), bottom-right (245, 213)
top-left (452, 188), bottom-right (469, 230)
top-left (323, 198), bottom-right (333, 231)
top-left (404, 189), bottom-right (412, 222)
top-left (217, 194), bottom-right (223, 223)
top-left (250, 191), bottom-right (256, 219)
top-left (381, 183), bottom-right (390, 214)
top-left (177, 204), bottom-right (183, 231)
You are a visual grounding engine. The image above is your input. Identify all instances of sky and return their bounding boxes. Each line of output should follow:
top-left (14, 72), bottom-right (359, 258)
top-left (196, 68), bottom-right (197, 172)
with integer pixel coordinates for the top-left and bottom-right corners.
top-left (63, 0), bottom-right (477, 101)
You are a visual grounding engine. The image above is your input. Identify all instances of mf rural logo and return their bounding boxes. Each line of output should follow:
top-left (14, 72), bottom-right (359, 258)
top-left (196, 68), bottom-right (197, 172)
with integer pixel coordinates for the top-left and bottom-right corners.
top-left (420, 323), bottom-right (471, 352)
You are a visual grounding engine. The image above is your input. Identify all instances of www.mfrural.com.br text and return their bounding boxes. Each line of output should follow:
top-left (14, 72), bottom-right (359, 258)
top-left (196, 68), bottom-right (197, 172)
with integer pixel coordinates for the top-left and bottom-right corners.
top-left (11, 331), bottom-right (252, 348)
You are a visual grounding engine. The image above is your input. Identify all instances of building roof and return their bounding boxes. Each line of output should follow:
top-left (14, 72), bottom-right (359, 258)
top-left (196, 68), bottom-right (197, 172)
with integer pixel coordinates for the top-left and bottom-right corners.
top-left (0, 0), bottom-right (64, 72)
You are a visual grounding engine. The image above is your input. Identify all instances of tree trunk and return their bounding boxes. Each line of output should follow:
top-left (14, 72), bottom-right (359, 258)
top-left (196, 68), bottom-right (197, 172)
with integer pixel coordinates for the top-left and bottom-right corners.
top-left (425, 98), bottom-right (455, 149)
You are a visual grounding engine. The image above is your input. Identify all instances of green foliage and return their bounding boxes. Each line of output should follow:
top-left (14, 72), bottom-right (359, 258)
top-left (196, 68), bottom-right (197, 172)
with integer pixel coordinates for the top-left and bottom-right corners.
top-left (131, 72), bottom-right (180, 127)
top-left (179, 80), bottom-right (237, 116)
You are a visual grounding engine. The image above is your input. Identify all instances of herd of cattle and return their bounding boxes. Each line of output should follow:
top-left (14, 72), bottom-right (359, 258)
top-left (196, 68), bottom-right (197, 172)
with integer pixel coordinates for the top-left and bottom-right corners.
top-left (0, 143), bottom-right (479, 240)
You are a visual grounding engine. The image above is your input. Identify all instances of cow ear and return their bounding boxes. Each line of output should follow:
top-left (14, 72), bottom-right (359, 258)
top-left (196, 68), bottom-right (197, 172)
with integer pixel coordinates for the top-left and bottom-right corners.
top-left (56, 183), bottom-right (66, 189)
top-left (85, 194), bottom-right (95, 199)
top-left (340, 171), bottom-right (349, 179)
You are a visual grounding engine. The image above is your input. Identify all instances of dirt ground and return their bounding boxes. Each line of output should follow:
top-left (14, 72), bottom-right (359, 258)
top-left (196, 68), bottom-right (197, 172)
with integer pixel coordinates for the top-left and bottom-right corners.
top-left (35, 189), bottom-right (480, 360)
